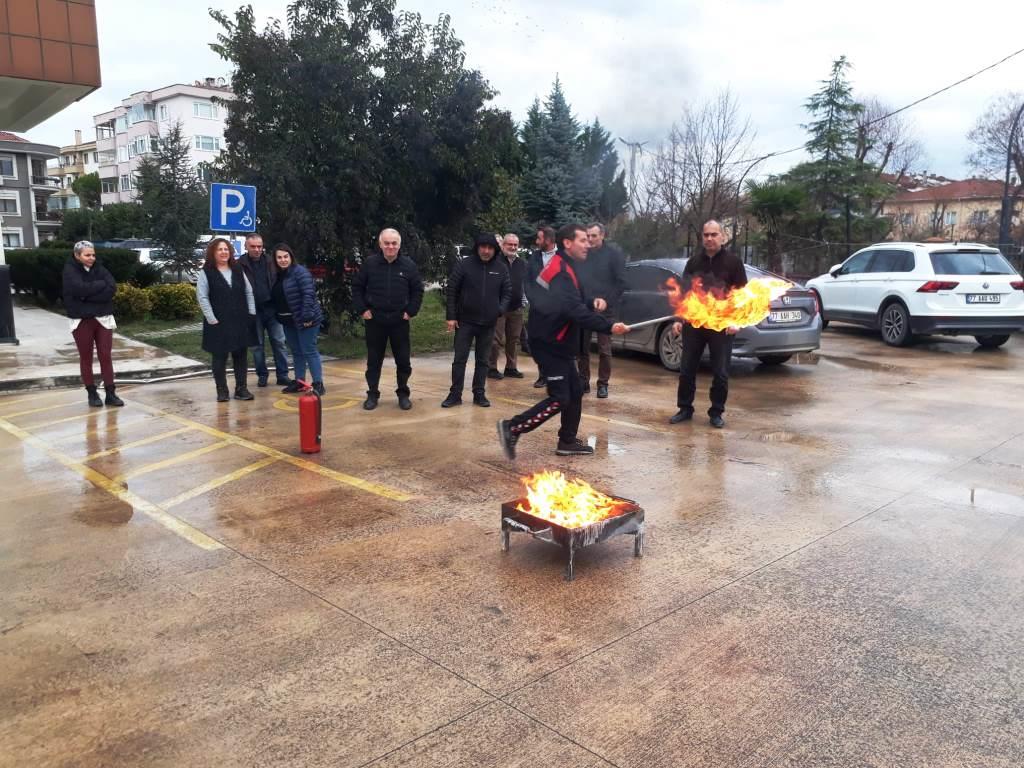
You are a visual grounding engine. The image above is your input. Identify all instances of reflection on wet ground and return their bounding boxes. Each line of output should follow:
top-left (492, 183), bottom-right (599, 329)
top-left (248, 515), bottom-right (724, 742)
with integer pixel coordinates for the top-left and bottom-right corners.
top-left (1, 331), bottom-right (1023, 766)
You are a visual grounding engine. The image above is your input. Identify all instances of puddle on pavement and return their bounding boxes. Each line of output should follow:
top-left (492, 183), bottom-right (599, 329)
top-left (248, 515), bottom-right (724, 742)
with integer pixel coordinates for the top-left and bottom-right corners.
top-left (74, 501), bottom-right (134, 527)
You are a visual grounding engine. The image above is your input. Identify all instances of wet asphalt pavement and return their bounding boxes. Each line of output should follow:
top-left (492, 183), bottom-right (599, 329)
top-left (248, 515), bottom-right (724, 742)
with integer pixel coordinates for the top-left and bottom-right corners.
top-left (1, 327), bottom-right (1022, 767)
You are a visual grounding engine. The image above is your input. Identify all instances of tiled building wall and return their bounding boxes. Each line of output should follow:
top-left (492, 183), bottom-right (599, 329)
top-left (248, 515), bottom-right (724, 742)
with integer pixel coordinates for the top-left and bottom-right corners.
top-left (0, 0), bottom-right (100, 87)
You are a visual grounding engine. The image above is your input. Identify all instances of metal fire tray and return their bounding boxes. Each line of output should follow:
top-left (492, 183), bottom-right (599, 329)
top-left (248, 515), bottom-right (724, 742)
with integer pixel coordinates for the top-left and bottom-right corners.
top-left (500, 498), bottom-right (645, 581)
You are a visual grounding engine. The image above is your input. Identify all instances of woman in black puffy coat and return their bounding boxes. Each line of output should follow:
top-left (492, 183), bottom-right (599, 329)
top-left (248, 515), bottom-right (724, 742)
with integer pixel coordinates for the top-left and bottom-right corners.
top-left (62, 240), bottom-right (124, 407)
top-left (271, 244), bottom-right (325, 395)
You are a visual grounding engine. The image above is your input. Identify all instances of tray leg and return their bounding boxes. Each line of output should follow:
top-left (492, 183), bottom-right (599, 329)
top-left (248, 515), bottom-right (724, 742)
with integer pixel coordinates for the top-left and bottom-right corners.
top-left (565, 546), bottom-right (575, 581)
top-left (501, 528), bottom-right (510, 552)
top-left (634, 526), bottom-right (645, 558)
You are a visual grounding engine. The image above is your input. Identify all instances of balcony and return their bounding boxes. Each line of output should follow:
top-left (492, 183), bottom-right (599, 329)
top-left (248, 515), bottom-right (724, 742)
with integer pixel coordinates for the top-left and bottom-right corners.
top-left (31, 176), bottom-right (62, 191)
top-left (34, 210), bottom-right (62, 224)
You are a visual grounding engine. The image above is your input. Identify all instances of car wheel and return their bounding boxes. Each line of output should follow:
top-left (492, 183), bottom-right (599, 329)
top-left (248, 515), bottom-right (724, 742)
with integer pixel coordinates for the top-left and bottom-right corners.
top-left (657, 323), bottom-right (682, 371)
top-left (757, 354), bottom-right (792, 366)
top-left (812, 290), bottom-right (829, 329)
top-left (880, 301), bottom-right (912, 347)
top-left (974, 334), bottom-right (1010, 349)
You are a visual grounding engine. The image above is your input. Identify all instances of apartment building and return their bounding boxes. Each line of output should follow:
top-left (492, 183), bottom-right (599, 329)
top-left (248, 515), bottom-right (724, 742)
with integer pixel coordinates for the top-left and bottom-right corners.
top-left (0, 131), bottom-right (61, 248)
top-left (46, 128), bottom-right (98, 211)
top-left (93, 78), bottom-right (234, 205)
top-left (881, 179), bottom-right (1022, 242)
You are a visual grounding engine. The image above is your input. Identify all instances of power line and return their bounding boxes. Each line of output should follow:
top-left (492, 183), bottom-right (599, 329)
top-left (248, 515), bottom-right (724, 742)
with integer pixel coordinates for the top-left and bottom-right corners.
top-left (723, 45), bottom-right (1024, 168)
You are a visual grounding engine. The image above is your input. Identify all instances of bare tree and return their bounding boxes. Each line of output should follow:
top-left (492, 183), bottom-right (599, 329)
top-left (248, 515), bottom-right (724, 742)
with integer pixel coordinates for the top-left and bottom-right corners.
top-left (967, 92), bottom-right (1024, 182)
top-left (855, 97), bottom-right (925, 183)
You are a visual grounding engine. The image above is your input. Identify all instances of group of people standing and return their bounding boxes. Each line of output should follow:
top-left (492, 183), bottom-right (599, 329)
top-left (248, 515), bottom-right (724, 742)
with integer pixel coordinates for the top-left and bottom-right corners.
top-left (195, 235), bottom-right (325, 402)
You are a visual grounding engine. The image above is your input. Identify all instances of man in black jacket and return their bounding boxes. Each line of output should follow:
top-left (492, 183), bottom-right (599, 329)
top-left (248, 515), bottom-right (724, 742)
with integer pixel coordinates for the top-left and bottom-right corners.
top-left (576, 223), bottom-right (627, 398)
top-left (352, 228), bottom-right (425, 411)
top-left (238, 234), bottom-right (291, 388)
top-left (442, 234), bottom-right (512, 408)
top-left (487, 233), bottom-right (527, 380)
top-left (670, 219), bottom-right (748, 429)
top-left (497, 223), bottom-right (630, 460)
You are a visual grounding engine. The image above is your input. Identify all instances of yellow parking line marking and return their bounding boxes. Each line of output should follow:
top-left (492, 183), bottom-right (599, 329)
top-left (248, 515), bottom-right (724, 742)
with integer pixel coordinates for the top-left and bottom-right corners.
top-left (273, 398), bottom-right (359, 413)
top-left (0, 416), bottom-right (223, 551)
top-left (0, 389), bottom-right (82, 412)
top-left (2, 401), bottom-right (81, 419)
top-left (491, 396), bottom-right (671, 434)
top-left (23, 411), bottom-right (105, 429)
top-left (112, 440), bottom-right (235, 484)
top-left (161, 456), bottom-right (279, 509)
top-left (131, 402), bottom-right (412, 502)
top-left (47, 415), bottom-right (161, 444)
top-left (84, 426), bottom-right (193, 460)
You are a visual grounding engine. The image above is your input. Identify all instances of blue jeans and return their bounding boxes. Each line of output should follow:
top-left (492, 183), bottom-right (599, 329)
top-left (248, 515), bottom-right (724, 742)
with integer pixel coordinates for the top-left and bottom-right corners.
top-left (283, 323), bottom-right (323, 384)
top-left (251, 303), bottom-right (290, 381)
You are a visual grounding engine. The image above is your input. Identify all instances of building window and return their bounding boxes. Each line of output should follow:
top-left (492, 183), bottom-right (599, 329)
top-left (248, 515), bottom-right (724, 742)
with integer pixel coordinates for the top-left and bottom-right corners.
top-left (92, 152), bottom-right (99, 164)
top-left (0, 194), bottom-right (19, 215)
top-left (194, 135), bottom-right (221, 152)
top-left (969, 210), bottom-right (990, 225)
top-left (2, 231), bottom-right (23, 248)
top-left (194, 102), bottom-right (218, 119)
top-left (944, 210), bottom-right (958, 227)
top-left (98, 151), bottom-right (116, 165)
top-left (127, 143), bottom-right (136, 159)
top-left (899, 213), bottom-right (914, 228)
top-left (96, 124), bottom-right (115, 140)
top-left (118, 146), bottom-right (129, 162)
top-left (115, 116), bottom-right (128, 133)
top-left (159, 105), bottom-right (168, 121)
top-left (101, 179), bottom-right (118, 194)
top-left (120, 174), bottom-right (133, 191)
top-left (0, 155), bottom-right (15, 178)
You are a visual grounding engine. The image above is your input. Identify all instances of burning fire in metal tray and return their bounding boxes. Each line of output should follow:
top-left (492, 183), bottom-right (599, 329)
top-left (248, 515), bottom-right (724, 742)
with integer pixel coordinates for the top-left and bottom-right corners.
top-left (502, 471), bottom-right (644, 581)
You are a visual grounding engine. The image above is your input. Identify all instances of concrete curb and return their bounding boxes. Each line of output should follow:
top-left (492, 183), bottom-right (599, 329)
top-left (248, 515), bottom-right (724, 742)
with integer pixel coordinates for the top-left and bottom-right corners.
top-left (0, 363), bottom-right (211, 392)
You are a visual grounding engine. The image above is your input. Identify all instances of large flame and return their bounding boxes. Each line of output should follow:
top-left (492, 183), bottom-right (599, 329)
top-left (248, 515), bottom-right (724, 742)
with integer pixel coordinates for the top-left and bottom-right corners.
top-left (665, 276), bottom-right (792, 332)
top-left (516, 471), bottom-right (628, 528)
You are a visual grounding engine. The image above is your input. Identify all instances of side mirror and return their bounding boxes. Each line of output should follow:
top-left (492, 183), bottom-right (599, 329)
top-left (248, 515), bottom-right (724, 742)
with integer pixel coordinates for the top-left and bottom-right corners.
top-left (828, 264), bottom-right (843, 278)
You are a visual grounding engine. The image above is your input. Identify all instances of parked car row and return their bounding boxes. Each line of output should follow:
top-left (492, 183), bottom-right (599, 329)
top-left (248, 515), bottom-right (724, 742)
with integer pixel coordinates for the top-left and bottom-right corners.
top-left (607, 241), bottom-right (1022, 372)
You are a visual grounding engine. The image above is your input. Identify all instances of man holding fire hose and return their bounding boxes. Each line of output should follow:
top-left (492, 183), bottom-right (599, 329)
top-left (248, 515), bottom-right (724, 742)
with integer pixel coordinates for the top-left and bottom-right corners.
top-left (497, 223), bottom-right (630, 460)
top-left (670, 220), bottom-right (748, 429)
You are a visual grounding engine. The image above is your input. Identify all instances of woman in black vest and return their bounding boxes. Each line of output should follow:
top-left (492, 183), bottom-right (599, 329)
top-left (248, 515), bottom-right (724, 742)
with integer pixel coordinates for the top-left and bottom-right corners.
top-left (62, 240), bottom-right (124, 407)
top-left (196, 238), bottom-right (257, 402)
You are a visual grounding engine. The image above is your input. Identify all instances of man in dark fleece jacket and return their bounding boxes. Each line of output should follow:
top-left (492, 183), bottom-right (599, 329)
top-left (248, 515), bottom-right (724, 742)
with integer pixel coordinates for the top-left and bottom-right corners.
top-left (442, 233), bottom-right (512, 408)
top-left (352, 228), bottom-right (425, 411)
top-left (497, 223), bottom-right (630, 459)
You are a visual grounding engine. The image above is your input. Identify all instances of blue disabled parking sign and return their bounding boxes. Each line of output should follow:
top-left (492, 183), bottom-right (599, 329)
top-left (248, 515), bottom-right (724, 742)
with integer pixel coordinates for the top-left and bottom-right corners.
top-left (210, 183), bottom-right (257, 232)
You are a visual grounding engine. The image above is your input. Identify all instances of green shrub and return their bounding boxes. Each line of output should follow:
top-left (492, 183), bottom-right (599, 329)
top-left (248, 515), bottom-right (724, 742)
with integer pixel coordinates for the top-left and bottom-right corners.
top-left (132, 263), bottom-right (163, 288)
top-left (7, 248), bottom-right (140, 304)
top-left (147, 283), bottom-right (199, 320)
top-left (113, 284), bottom-right (152, 322)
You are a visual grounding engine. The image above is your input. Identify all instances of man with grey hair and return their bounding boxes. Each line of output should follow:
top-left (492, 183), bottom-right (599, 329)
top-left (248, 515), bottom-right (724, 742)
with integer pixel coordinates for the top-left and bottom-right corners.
top-left (670, 219), bottom-right (747, 429)
top-left (575, 222), bottom-right (627, 398)
top-left (487, 233), bottom-right (527, 380)
top-left (352, 228), bottom-right (425, 411)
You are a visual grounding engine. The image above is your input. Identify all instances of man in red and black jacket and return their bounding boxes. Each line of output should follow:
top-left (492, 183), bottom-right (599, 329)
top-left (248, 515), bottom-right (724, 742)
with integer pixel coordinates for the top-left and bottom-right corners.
top-left (497, 223), bottom-right (630, 459)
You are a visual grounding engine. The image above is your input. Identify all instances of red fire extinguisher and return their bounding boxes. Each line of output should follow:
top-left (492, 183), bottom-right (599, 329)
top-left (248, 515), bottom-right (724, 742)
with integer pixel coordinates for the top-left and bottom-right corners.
top-left (298, 380), bottom-right (322, 454)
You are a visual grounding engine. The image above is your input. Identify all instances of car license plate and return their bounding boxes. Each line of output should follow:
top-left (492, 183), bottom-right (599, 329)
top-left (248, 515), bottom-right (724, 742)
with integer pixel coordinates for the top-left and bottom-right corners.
top-left (966, 294), bottom-right (1000, 304)
top-left (768, 310), bottom-right (802, 323)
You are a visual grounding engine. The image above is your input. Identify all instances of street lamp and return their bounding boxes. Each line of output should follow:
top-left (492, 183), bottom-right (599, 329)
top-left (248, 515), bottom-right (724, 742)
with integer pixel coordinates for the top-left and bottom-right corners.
top-left (997, 100), bottom-right (1024, 252)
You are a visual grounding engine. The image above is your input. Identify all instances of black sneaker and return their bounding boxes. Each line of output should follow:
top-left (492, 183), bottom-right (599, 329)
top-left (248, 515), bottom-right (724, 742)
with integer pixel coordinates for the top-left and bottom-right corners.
top-left (281, 381), bottom-right (302, 393)
top-left (86, 386), bottom-right (103, 408)
top-left (234, 387), bottom-right (255, 401)
top-left (556, 439), bottom-right (594, 456)
top-left (257, 375), bottom-right (269, 388)
top-left (363, 397), bottom-right (379, 411)
top-left (398, 395), bottom-right (412, 411)
top-left (441, 394), bottom-right (462, 408)
top-left (104, 388), bottom-right (125, 407)
top-left (276, 377), bottom-right (293, 386)
top-left (497, 419), bottom-right (518, 460)
top-left (312, 381), bottom-right (326, 396)
top-left (533, 376), bottom-right (547, 389)
top-left (487, 368), bottom-right (504, 380)
top-left (669, 410), bottom-right (693, 424)
top-left (473, 394), bottom-right (491, 407)
top-left (582, 382), bottom-right (591, 394)
top-left (709, 415), bottom-right (725, 429)
top-left (504, 369), bottom-right (525, 379)
top-left (217, 387), bottom-right (230, 403)
top-left (596, 383), bottom-right (608, 399)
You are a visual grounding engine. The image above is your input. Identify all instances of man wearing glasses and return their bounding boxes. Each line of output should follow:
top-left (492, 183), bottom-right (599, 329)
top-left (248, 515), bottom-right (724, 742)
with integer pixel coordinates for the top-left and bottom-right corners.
top-left (238, 234), bottom-right (291, 387)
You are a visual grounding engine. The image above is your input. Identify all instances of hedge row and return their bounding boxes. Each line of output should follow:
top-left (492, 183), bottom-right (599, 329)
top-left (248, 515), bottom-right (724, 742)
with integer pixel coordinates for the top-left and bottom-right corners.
top-left (114, 283), bottom-right (200, 322)
top-left (7, 248), bottom-right (161, 303)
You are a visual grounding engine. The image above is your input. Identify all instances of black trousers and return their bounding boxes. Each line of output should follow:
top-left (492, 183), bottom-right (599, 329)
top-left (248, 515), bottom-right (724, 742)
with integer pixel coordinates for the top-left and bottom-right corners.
top-left (676, 324), bottom-right (733, 417)
top-left (509, 345), bottom-right (582, 443)
top-left (212, 348), bottom-right (248, 390)
top-left (450, 321), bottom-right (495, 396)
top-left (365, 319), bottom-right (412, 398)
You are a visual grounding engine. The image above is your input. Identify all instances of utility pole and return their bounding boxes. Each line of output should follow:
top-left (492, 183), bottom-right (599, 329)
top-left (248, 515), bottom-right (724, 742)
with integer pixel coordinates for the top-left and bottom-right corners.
top-left (998, 100), bottom-right (1024, 254)
top-left (618, 137), bottom-right (647, 217)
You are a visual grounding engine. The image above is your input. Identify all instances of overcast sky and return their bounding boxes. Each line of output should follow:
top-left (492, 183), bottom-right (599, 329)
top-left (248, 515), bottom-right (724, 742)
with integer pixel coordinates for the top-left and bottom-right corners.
top-left (28, 0), bottom-right (1024, 180)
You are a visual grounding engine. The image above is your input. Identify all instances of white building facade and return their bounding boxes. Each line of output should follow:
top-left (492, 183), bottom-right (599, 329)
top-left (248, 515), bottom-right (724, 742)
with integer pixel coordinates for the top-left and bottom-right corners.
top-left (93, 79), bottom-right (234, 206)
top-left (47, 130), bottom-right (100, 212)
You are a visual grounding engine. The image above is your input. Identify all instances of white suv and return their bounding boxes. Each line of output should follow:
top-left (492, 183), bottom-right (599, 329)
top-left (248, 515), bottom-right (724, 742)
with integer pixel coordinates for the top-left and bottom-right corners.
top-left (806, 242), bottom-right (1024, 347)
